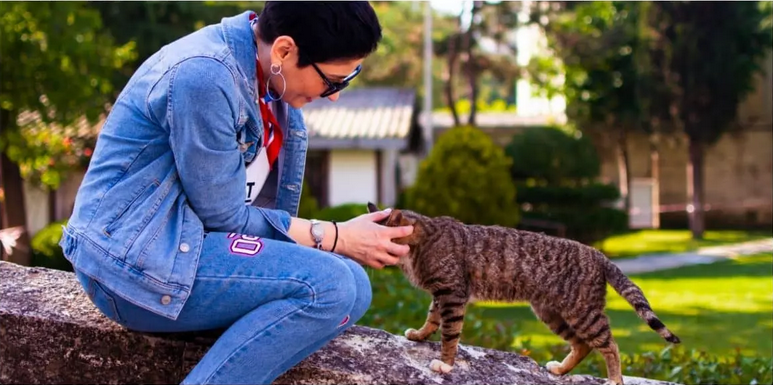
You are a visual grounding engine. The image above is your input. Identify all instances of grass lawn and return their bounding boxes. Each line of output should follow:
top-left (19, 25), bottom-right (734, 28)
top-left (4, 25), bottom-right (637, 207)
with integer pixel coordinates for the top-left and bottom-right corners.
top-left (597, 229), bottom-right (772, 259)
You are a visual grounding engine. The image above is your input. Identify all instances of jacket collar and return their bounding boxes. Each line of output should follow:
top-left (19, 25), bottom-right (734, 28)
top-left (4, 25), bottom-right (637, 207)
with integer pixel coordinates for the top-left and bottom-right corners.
top-left (221, 11), bottom-right (259, 100)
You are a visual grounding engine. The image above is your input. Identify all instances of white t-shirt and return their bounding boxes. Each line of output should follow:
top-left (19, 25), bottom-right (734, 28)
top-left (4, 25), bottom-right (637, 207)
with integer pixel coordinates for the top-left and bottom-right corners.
top-left (244, 103), bottom-right (280, 205)
top-left (244, 145), bottom-right (271, 205)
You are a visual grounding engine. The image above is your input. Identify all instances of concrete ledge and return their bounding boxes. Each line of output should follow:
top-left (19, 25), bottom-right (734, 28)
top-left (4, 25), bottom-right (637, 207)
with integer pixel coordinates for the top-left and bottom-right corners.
top-left (0, 261), bottom-right (678, 385)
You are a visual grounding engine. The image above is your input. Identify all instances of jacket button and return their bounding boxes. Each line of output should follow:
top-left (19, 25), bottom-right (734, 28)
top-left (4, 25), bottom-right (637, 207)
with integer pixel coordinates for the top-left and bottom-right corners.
top-left (179, 243), bottom-right (190, 253)
top-left (161, 295), bottom-right (172, 305)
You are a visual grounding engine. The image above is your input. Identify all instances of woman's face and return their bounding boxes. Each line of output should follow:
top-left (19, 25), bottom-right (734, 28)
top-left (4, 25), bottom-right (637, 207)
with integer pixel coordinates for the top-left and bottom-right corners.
top-left (266, 35), bottom-right (364, 109)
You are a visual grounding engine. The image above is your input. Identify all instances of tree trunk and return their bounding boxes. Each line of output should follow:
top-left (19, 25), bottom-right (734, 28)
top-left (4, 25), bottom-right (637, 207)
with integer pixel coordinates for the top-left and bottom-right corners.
top-left (616, 127), bottom-right (631, 215)
top-left (465, 1), bottom-right (483, 127)
top-left (649, 136), bottom-right (661, 228)
top-left (0, 145), bottom-right (32, 265)
top-left (445, 33), bottom-right (461, 127)
top-left (687, 137), bottom-right (705, 239)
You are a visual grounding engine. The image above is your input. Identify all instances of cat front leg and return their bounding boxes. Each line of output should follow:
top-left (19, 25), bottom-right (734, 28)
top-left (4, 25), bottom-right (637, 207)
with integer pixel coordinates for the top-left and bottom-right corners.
top-left (406, 300), bottom-right (440, 341)
top-left (430, 295), bottom-right (468, 374)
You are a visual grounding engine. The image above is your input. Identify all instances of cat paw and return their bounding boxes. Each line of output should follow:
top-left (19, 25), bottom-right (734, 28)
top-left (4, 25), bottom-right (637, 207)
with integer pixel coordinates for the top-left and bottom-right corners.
top-left (602, 380), bottom-right (623, 385)
top-left (404, 328), bottom-right (423, 341)
top-left (545, 361), bottom-right (563, 375)
top-left (429, 359), bottom-right (454, 374)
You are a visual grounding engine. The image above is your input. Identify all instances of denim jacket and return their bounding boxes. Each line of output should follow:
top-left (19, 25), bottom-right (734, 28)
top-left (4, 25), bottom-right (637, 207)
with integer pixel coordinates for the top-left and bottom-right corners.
top-left (59, 11), bottom-right (307, 320)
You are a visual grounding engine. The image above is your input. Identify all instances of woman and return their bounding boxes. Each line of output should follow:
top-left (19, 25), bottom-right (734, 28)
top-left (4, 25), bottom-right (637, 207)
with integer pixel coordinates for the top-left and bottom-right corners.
top-left (59, 2), bottom-right (413, 384)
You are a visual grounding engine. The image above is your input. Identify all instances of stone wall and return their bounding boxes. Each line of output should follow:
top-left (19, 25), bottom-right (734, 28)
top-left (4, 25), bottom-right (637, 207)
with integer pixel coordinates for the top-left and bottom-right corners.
top-left (0, 261), bottom-right (679, 385)
top-left (596, 126), bottom-right (773, 228)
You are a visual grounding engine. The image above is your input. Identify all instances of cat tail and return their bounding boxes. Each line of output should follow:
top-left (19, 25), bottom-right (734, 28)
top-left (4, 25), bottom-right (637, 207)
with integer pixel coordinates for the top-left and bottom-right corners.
top-left (602, 255), bottom-right (681, 344)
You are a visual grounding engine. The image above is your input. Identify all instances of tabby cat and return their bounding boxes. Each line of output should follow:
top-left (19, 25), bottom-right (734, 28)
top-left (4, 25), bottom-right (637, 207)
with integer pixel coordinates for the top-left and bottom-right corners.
top-left (367, 203), bottom-right (680, 385)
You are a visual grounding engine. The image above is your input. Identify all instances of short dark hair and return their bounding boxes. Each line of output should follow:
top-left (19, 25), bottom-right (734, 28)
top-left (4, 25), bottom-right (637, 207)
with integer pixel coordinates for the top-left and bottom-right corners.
top-left (257, 1), bottom-right (382, 67)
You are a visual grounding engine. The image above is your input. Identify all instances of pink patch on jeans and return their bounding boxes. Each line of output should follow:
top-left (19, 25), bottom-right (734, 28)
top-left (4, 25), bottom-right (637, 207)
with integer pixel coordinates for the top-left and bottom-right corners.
top-left (338, 315), bottom-right (350, 327)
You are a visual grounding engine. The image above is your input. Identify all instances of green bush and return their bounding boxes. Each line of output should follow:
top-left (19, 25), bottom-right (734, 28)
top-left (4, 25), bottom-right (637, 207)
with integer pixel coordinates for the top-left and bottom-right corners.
top-left (314, 203), bottom-right (369, 222)
top-left (407, 125), bottom-right (520, 227)
top-left (30, 220), bottom-right (72, 272)
top-left (517, 183), bottom-right (628, 244)
top-left (521, 342), bottom-right (772, 385)
top-left (521, 205), bottom-right (629, 245)
top-left (516, 183), bottom-right (621, 207)
top-left (505, 125), bottom-right (600, 185)
top-left (505, 125), bottom-right (628, 244)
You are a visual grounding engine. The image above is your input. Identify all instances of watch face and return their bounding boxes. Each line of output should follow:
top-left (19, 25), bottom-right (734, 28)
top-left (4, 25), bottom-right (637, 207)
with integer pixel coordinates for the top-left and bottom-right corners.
top-left (311, 221), bottom-right (324, 238)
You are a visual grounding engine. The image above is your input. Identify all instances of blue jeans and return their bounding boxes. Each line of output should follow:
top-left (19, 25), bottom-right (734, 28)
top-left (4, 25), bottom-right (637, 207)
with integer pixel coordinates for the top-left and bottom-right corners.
top-left (75, 231), bottom-right (372, 384)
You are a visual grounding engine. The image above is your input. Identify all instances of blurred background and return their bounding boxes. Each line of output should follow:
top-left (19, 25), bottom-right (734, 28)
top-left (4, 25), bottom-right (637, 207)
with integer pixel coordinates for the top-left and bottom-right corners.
top-left (1, 1), bottom-right (771, 383)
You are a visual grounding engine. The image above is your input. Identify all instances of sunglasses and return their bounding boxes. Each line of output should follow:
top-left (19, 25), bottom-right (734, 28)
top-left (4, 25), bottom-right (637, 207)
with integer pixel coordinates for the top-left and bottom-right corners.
top-left (311, 63), bottom-right (362, 98)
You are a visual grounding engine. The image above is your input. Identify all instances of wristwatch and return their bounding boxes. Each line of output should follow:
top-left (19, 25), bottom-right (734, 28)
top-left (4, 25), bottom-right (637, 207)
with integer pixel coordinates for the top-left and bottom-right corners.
top-left (309, 219), bottom-right (325, 250)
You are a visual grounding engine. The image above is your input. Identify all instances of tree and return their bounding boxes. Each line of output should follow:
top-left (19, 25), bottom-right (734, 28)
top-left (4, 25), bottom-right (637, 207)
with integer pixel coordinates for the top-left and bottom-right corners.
top-left (654, 1), bottom-right (772, 239)
top-left (0, 2), bottom-right (134, 265)
top-left (433, 2), bottom-right (522, 126)
top-left (526, 1), bottom-right (666, 215)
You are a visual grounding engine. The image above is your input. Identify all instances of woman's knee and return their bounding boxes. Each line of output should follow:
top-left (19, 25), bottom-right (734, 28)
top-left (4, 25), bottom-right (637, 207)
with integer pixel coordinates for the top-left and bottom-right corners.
top-left (308, 257), bottom-right (361, 322)
top-left (341, 258), bottom-right (372, 321)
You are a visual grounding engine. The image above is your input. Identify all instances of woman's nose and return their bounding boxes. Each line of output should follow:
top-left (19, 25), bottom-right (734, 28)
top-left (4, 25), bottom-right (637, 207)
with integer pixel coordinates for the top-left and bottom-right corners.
top-left (327, 92), bottom-right (340, 102)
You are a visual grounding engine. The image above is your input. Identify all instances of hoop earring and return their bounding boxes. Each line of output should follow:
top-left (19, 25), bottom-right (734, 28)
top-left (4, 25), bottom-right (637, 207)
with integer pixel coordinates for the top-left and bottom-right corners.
top-left (265, 63), bottom-right (286, 102)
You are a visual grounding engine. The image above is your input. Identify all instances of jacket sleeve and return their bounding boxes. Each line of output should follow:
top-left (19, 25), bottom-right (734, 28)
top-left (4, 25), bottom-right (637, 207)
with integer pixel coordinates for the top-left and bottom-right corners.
top-left (164, 56), bottom-right (292, 239)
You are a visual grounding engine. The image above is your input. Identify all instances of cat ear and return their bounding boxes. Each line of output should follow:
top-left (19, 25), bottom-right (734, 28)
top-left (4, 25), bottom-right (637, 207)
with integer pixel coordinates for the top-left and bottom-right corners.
top-left (390, 210), bottom-right (404, 225)
top-left (367, 201), bottom-right (380, 213)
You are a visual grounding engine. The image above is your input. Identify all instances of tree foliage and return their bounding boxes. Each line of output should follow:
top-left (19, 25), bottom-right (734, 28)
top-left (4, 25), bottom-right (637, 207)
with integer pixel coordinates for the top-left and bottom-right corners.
top-left (0, 2), bottom-right (135, 130)
top-left (0, 2), bottom-right (135, 188)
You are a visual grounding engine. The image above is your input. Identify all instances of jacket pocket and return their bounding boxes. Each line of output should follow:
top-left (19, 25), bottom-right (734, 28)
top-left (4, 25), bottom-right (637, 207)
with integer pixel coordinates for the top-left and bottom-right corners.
top-left (103, 179), bottom-right (161, 237)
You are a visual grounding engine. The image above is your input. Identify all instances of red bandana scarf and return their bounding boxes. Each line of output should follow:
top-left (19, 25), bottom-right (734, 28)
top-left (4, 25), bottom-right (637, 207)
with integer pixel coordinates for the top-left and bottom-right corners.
top-left (249, 12), bottom-right (283, 169)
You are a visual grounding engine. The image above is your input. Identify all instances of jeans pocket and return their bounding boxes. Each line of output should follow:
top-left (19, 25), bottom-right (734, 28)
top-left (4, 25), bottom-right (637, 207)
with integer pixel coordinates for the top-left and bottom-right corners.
top-left (84, 276), bottom-right (124, 324)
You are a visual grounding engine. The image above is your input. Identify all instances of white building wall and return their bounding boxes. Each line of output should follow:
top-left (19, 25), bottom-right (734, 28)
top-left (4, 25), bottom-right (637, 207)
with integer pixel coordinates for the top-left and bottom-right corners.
top-left (328, 150), bottom-right (378, 206)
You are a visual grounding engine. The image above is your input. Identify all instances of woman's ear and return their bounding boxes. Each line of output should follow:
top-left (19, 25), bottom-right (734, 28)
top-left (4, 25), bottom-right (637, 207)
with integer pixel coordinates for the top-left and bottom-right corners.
top-left (270, 35), bottom-right (296, 63)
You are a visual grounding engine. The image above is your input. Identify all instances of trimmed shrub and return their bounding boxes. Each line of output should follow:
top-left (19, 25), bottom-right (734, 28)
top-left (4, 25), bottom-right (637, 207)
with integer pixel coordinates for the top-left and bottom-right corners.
top-left (506, 125), bottom-right (600, 185)
top-left (506, 126), bottom-right (628, 244)
top-left (407, 125), bottom-right (520, 227)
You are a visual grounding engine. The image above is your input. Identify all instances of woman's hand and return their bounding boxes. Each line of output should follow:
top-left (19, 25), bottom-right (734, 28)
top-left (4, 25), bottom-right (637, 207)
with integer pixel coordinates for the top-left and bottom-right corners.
top-left (336, 208), bottom-right (414, 269)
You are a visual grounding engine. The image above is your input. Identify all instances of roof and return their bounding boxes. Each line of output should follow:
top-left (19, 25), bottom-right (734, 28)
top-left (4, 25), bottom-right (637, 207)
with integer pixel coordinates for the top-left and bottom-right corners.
top-left (422, 110), bottom-right (568, 130)
top-left (15, 109), bottom-right (106, 142)
top-left (302, 87), bottom-right (417, 150)
top-left (15, 87), bottom-right (420, 151)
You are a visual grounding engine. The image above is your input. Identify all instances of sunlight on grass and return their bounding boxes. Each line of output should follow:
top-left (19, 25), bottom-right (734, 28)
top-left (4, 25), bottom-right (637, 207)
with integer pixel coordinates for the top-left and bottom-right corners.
top-left (598, 229), bottom-right (771, 258)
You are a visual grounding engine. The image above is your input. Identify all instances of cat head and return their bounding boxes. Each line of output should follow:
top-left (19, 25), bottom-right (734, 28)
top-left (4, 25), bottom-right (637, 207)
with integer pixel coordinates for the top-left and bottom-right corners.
top-left (366, 202), bottom-right (425, 246)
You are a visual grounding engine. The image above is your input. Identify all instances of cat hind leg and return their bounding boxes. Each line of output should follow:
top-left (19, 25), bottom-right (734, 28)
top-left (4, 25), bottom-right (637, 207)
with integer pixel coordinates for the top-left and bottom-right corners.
top-left (567, 311), bottom-right (623, 385)
top-left (532, 306), bottom-right (592, 376)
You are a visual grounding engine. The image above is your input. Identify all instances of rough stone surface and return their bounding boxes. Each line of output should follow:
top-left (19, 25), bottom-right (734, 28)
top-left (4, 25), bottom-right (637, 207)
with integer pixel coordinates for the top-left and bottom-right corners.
top-left (0, 261), bottom-right (679, 385)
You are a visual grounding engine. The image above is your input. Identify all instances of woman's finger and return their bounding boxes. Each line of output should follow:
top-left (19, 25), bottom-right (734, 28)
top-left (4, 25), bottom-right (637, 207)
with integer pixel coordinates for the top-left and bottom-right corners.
top-left (385, 242), bottom-right (410, 258)
top-left (378, 253), bottom-right (400, 267)
top-left (361, 208), bottom-right (392, 222)
top-left (386, 225), bottom-right (414, 239)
